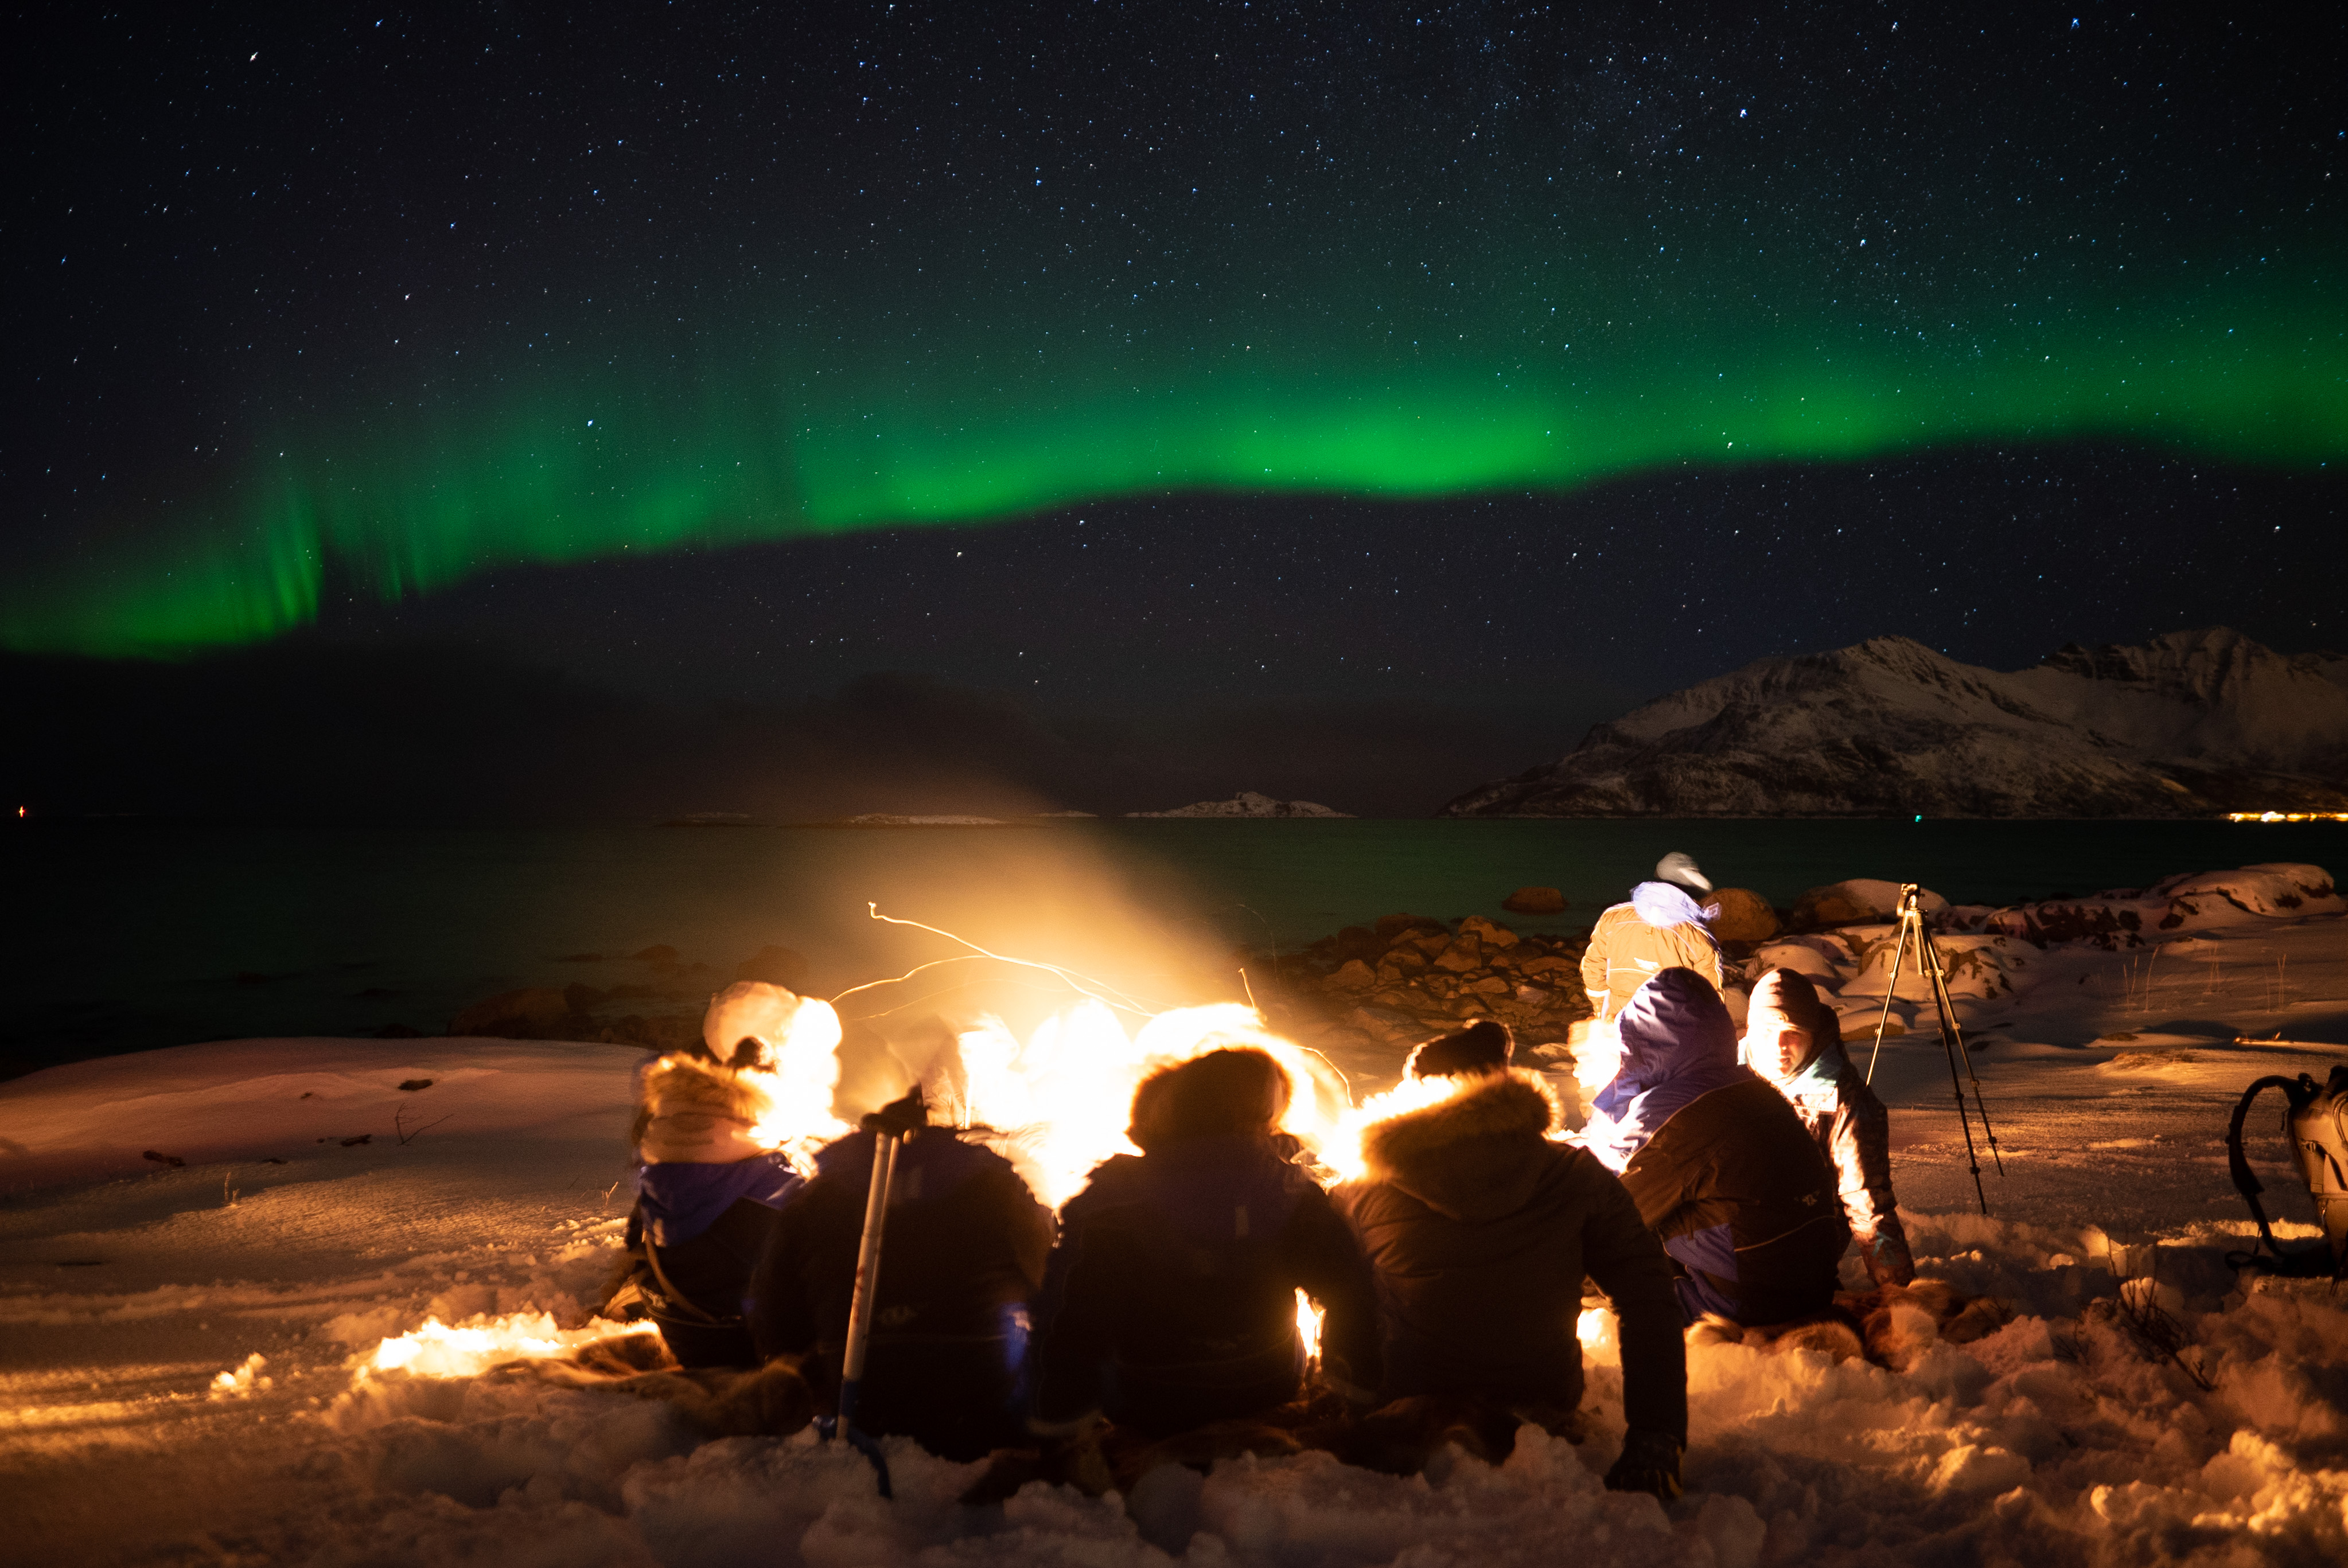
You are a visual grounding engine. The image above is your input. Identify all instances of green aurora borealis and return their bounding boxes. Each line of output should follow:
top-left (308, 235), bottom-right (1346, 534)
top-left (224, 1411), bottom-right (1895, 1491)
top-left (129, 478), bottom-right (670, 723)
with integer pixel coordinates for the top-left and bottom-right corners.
top-left (11, 7), bottom-right (2343, 658)
top-left (13, 246), bottom-right (2338, 658)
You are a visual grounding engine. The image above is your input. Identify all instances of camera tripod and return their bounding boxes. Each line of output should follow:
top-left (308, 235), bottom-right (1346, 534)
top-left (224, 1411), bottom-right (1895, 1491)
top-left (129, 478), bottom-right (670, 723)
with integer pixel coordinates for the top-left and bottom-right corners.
top-left (1863, 883), bottom-right (2005, 1215)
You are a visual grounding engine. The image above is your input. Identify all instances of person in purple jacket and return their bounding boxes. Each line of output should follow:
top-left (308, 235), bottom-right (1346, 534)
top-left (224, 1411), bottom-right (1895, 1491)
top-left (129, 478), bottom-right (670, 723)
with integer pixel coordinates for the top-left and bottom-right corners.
top-left (1579, 968), bottom-right (1847, 1327)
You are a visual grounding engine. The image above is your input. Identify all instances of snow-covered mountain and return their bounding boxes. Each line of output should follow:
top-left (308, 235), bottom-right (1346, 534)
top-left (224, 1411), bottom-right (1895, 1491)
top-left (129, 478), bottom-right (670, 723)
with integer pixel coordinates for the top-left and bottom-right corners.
top-left (1441, 628), bottom-right (2348, 818)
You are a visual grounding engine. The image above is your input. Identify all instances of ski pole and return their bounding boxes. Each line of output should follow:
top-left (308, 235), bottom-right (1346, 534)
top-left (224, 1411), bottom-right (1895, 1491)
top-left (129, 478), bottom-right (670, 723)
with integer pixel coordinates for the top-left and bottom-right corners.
top-left (834, 1086), bottom-right (928, 1498)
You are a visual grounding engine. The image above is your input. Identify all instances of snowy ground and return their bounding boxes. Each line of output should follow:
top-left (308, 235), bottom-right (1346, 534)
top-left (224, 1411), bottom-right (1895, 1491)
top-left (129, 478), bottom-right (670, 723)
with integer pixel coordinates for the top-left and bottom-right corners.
top-left (4, 869), bottom-right (2346, 1567)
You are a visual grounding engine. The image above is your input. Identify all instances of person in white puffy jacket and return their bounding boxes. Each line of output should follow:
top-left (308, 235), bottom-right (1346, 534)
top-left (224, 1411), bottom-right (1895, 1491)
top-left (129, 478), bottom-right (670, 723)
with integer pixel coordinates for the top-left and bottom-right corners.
top-left (1742, 968), bottom-right (1914, 1288)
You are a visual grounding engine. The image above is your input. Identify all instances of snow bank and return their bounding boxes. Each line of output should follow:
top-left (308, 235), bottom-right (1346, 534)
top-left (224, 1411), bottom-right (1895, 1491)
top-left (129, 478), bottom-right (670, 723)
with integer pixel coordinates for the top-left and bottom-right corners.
top-left (287, 1214), bottom-right (2348, 1567)
top-left (5, 872), bottom-right (2346, 1564)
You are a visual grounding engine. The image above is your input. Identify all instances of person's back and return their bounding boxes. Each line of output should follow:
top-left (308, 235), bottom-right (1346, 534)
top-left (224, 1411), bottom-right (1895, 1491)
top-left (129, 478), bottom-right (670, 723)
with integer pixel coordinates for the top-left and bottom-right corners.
top-left (1034, 1048), bottom-right (1377, 1438)
top-left (1581, 855), bottom-right (1723, 1022)
top-left (624, 982), bottom-right (836, 1367)
top-left (1335, 1054), bottom-right (1686, 1488)
top-left (749, 1119), bottom-right (1052, 1460)
top-left (1583, 968), bottom-right (1847, 1326)
top-left (1744, 968), bottom-right (1914, 1286)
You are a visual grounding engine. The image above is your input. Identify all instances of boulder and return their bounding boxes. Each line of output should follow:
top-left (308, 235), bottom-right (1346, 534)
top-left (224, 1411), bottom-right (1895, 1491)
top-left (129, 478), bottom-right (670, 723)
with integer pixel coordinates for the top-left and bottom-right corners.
top-left (450, 987), bottom-right (572, 1038)
top-left (1790, 880), bottom-right (1948, 930)
top-left (734, 945), bottom-right (810, 988)
top-left (1500, 886), bottom-right (1567, 915)
top-left (1325, 959), bottom-right (1377, 992)
top-left (1708, 887), bottom-right (1780, 943)
top-left (1431, 942), bottom-right (1484, 973)
top-left (1456, 915), bottom-right (1521, 949)
top-left (1374, 912), bottom-right (1444, 941)
top-left (1377, 950), bottom-right (1429, 980)
top-left (603, 1013), bottom-right (703, 1052)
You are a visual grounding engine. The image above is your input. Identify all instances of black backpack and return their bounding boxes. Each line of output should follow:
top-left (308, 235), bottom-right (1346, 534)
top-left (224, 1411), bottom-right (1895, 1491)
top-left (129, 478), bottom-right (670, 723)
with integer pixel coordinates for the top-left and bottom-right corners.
top-left (2226, 1065), bottom-right (2348, 1281)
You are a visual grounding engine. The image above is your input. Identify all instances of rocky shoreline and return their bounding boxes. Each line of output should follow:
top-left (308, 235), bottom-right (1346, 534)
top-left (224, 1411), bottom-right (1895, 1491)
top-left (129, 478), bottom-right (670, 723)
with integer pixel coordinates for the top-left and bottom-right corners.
top-left (422, 865), bottom-right (2341, 1100)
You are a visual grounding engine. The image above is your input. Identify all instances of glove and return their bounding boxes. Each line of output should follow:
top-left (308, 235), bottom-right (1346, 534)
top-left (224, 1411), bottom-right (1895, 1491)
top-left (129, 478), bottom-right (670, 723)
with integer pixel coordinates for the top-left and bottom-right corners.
top-left (1604, 1429), bottom-right (1684, 1500)
top-left (861, 1086), bottom-right (930, 1137)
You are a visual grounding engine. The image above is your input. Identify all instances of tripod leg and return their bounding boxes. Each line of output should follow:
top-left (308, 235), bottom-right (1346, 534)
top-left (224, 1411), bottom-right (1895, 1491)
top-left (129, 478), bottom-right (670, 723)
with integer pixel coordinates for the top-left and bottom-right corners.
top-left (1865, 922), bottom-right (1910, 1086)
top-left (1916, 927), bottom-right (1991, 1213)
top-left (1925, 937), bottom-right (2006, 1178)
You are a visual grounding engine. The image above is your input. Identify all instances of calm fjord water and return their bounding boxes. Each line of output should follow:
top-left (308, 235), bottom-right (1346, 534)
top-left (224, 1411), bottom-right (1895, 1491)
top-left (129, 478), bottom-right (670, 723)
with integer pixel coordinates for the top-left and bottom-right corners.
top-left (7, 818), bottom-right (2339, 1077)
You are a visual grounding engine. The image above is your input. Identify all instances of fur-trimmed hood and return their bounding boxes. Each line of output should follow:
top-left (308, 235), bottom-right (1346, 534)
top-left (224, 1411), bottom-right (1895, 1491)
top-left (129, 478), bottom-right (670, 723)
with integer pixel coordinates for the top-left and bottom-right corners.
top-left (1359, 1070), bottom-right (1560, 1223)
top-left (636, 1051), bottom-right (773, 1164)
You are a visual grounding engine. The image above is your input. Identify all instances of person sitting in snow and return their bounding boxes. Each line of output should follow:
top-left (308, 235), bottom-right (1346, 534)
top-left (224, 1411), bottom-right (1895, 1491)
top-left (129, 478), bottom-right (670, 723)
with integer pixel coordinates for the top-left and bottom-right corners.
top-left (1333, 1020), bottom-right (1690, 1498)
top-left (624, 981), bottom-right (819, 1368)
top-left (1580, 969), bottom-right (1848, 1328)
top-left (746, 1087), bottom-right (1054, 1461)
top-left (1033, 1047), bottom-right (1380, 1440)
top-left (1580, 853), bottom-right (1724, 1024)
top-left (1743, 968), bottom-right (1915, 1287)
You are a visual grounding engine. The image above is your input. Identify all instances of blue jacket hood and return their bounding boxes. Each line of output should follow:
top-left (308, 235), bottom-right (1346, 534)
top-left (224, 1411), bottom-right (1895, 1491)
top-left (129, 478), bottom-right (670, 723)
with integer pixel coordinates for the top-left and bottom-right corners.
top-left (1586, 968), bottom-right (1754, 1172)
top-left (635, 1150), bottom-right (803, 1247)
top-left (1630, 880), bottom-right (1720, 939)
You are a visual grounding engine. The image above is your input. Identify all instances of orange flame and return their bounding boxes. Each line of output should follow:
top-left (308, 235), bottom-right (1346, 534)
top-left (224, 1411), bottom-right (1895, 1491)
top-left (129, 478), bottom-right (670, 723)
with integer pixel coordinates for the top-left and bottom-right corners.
top-left (360, 1312), bottom-right (661, 1379)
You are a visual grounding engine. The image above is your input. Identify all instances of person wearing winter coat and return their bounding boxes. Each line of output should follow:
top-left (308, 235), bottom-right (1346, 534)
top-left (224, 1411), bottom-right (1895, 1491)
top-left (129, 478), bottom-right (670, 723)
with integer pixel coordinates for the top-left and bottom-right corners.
top-left (1033, 1047), bottom-right (1380, 1438)
top-left (1744, 968), bottom-right (1915, 1287)
top-left (1580, 853), bottom-right (1724, 1023)
top-left (624, 982), bottom-right (832, 1367)
top-left (747, 1097), bottom-right (1054, 1461)
top-left (1334, 1021), bottom-right (1689, 1498)
top-left (1581, 968), bottom-right (1847, 1327)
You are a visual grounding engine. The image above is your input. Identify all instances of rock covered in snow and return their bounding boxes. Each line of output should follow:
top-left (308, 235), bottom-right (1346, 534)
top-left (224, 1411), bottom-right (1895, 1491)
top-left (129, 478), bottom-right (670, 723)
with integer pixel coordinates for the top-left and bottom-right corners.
top-left (1735, 862), bottom-right (2339, 1042)
top-left (1127, 790), bottom-right (1353, 818)
top-left (1960, 862), bottom-right (2341, 946)
top-left (1707, 887), bottom-right (1780, 943)
top-left (1442, 627), bottom-right (2348, 818)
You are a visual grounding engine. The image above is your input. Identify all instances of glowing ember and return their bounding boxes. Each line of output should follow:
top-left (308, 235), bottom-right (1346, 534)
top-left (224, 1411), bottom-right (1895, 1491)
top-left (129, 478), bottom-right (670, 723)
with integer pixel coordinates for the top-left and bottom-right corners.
top-left (361, 1312), bottom-right (660, 1380)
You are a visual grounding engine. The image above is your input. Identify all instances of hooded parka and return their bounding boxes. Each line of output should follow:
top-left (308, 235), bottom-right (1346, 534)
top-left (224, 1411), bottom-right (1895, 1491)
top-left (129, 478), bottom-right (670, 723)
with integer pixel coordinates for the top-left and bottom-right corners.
top-left (1583, 969), bottom-right (1847, 1326)
top-left (748, 1125), bottom-right (1053, 1460)
top-left (1580, 883), bottom-right (1723, 1021)
top-left (1035, 1132), bottom-right (1380, 1437)
top-left (1333, 1068), bottom-right (1686, 1445)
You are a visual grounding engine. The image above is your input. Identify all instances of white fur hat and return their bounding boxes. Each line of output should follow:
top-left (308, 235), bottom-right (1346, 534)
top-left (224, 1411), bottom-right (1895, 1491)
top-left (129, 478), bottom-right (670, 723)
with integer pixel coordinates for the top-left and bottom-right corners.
top-left (703, 980), bottom-right (827, 1066)
top-left (1655, 852), bottom-right (1712, 892)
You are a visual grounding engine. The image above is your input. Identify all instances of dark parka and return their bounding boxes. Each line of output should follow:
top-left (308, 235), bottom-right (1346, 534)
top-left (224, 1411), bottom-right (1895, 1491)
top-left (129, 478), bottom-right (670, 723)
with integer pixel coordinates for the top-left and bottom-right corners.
top-left (1034, 1133), bottom-right (1380, 1437)
top-left (748, 1125), bottom-right (1052, 1460)
top-left (1333, 1069), bottom-right (1687, 1446)
top-left (1586, 969), bottom-right (1848, 1327)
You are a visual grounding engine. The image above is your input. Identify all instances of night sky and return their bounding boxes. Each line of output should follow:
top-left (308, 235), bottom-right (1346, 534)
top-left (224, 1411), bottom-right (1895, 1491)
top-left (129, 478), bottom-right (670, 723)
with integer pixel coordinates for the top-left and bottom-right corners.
top-left (6, 3), bottom-right (2342, 818)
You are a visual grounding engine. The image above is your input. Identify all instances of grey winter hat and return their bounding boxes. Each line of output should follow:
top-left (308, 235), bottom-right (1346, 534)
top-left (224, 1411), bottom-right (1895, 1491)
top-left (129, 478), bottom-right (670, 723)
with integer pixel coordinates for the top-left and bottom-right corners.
top-left (1655, 852), bottom-right (1712, 892)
